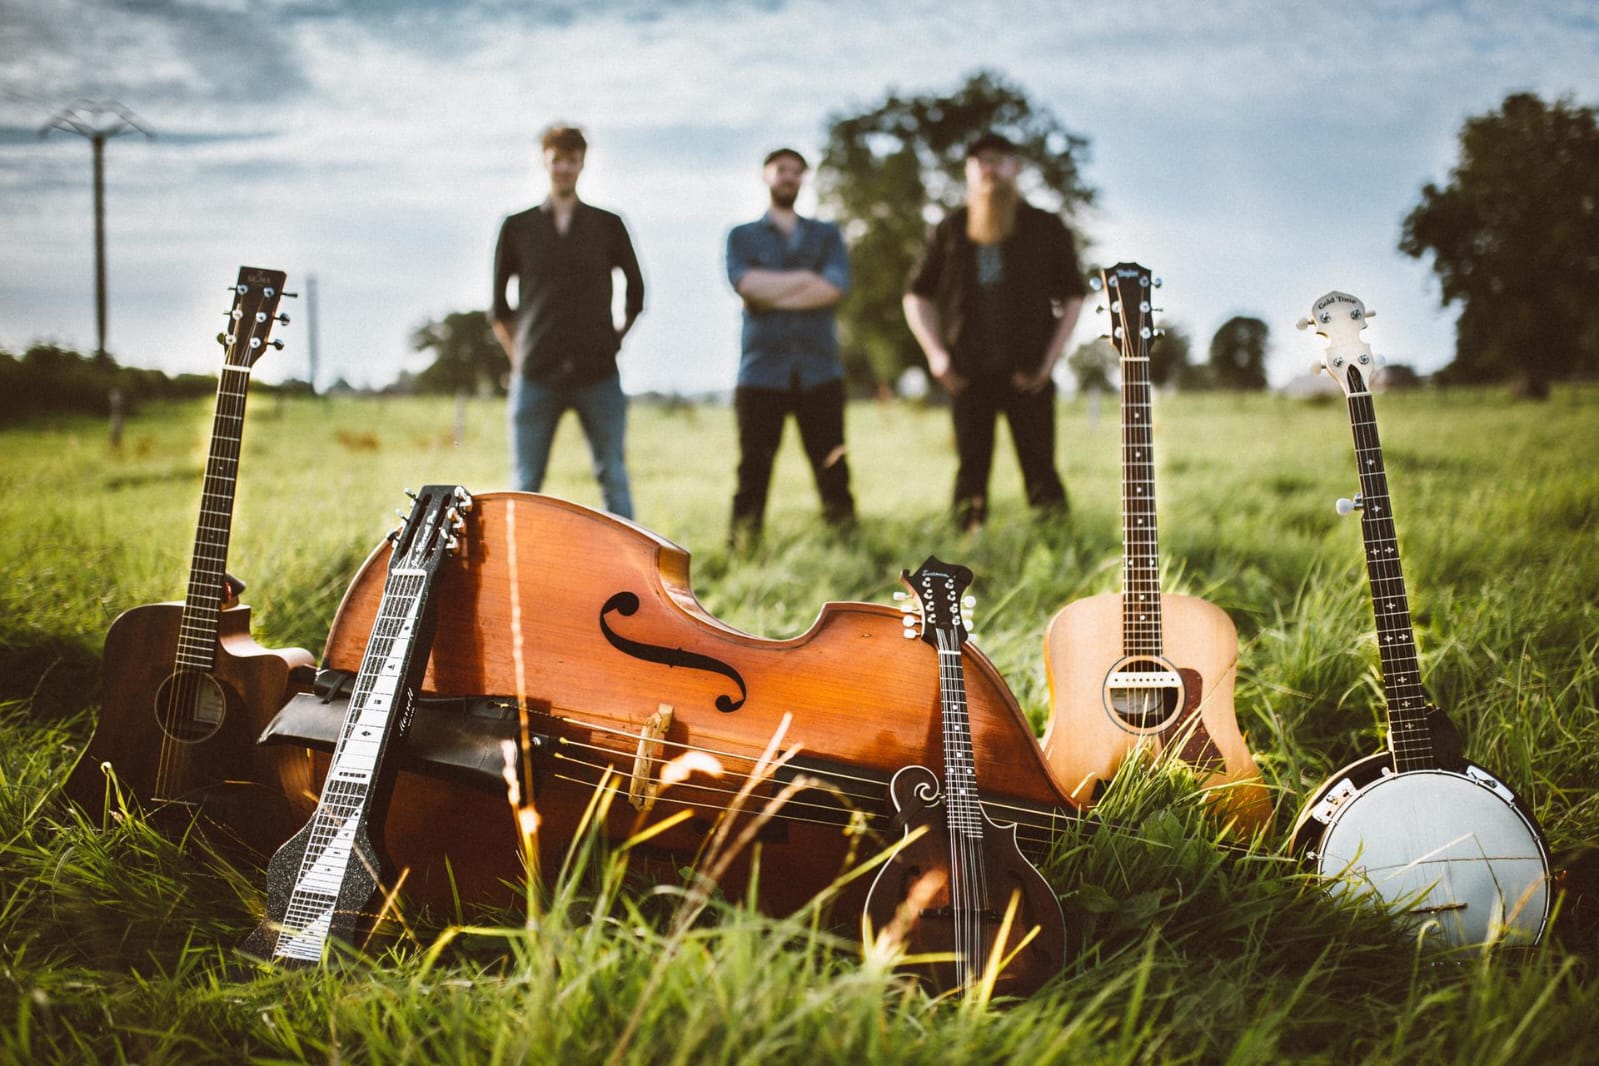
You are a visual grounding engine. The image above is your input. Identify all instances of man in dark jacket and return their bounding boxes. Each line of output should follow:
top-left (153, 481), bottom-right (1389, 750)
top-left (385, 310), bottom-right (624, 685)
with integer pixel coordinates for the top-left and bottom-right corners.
top-left (903, 132), bottom-right (1085, 530)
top-left (493, 125), bottom-right (644, 519)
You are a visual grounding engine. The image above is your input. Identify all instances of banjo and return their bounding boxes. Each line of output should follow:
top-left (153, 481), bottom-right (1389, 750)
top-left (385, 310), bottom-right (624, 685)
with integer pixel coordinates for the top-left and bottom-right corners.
top-left (1289, 291), bottom-right (1549, 948)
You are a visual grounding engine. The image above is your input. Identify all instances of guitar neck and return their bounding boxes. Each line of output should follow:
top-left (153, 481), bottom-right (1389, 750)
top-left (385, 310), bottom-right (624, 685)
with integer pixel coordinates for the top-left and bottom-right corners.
top-left (1120, 340), bottom-right (1164, 657)
top-left (1343, 383), bottom-right (1433, 771)
top-left (175, 364), bottom-right (253, 671)
top-left (274, 565), bottom-right (436, 962)
top-left (935, 630), bottom-right (985, 841)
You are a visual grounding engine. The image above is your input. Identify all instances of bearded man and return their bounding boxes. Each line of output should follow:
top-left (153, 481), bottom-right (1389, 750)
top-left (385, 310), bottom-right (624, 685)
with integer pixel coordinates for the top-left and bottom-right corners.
top-left (724, 147), bottom-right (855, 546)
top-left (903, 132), bottom-right (1086, 530)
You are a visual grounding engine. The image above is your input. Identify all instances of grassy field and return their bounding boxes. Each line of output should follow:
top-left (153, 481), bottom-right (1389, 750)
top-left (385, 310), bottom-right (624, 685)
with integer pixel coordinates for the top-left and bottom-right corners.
top-left (2, 384), bottom-right (1596, 1063)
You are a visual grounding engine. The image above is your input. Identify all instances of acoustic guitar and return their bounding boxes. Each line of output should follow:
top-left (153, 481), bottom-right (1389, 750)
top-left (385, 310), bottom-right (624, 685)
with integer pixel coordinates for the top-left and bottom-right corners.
top-left (63, 267), bottom-right (315, 856)
top-left (243, 484), bottom-right (471, 965)
top-left (863, 557), bottom-right (1066, 1000)
top-left (1289, 291), bottom-right (1550, 947)
top-left (1040, 262), bottom-right (1268, 829)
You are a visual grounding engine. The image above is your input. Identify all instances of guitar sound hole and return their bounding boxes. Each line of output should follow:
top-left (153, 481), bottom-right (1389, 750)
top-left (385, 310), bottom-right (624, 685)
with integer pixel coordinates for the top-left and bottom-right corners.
top-left (1105, 658), bottom-right (1181, 731)
top-left (153, 669), bottom-right (228, 742)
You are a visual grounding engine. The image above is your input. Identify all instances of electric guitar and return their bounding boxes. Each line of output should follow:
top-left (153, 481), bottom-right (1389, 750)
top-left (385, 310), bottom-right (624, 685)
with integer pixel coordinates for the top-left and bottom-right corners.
top-left (863, 557), bottom-right (1066, 1001)
top-left (242, 484), bottom-right (472, 966)
top-left (1039, 263), bottom-right (1268, 829)
top-left (63, 267), bottom-right (315, 856)
top-left (1289, 291), bottom-right (1550, 947)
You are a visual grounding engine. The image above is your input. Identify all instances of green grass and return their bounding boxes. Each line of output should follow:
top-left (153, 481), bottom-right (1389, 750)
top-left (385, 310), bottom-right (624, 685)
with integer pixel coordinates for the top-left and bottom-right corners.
top-left (2, 385), bottom-right (1597, 1063)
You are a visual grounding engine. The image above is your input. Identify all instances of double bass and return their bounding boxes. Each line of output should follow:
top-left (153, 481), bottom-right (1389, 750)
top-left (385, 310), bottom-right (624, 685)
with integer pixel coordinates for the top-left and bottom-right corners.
top-left (289, 492), bottom-right (1086, 916)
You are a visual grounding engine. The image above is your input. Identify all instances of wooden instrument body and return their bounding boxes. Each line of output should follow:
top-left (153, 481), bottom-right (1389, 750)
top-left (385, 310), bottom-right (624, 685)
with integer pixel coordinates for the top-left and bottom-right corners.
top-left (864, 764), bottom-right (1066, 999)
top-left (1040, 591), bottom-right (1268, 826)
top-left (1291, 755), bottom-right (1550, 946)
top-left (64, 601), bottom-right (315, 856)
top-left (314, 492), bottom-right (1078, 916)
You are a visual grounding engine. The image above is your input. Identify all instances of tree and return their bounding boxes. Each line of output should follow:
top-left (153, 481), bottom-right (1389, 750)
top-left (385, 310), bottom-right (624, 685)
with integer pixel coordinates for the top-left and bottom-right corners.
top-left (1066, 338), bottom-right (1117, 394)
top-left (411, 310), bottom-right (509, 395)
top-left (1149, 323), bottom-right (1192, 388)
top-left (1208, 316), bottom-right (1269, 391)
top-left (1400, 92), bottom-right (1599, 397)
top-left (817, 70), bottom-right (1094, 391)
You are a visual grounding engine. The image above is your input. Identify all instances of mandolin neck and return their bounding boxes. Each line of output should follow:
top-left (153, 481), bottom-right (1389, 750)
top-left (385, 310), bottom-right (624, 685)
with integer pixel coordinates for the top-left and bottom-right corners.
top-left (936, 629), bottom-right (986, 843)
top-left (1343, 379), bottom-right (1434, 772)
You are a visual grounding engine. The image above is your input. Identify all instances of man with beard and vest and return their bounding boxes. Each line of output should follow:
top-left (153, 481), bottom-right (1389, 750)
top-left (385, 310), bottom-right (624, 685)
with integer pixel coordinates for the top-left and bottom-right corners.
top-left (724, 147), bottom-right (856, 547)
top-left (903, 132), bottom-right (1086, 531)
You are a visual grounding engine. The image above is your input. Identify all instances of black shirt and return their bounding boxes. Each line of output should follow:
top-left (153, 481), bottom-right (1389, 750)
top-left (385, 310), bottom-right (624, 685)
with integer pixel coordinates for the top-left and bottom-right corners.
top-left (905, 202), bottom-right (1086, 379)
top-left (492, 201), bottom-right (645, 387)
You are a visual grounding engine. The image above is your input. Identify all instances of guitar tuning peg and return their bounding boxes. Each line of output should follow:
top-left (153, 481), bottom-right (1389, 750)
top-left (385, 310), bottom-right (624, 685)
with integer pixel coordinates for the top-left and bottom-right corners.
top-left (215, 331), bottom-right (227, 348)
top-left (453, 486), bottom-right (474, 510)
top-left (284, 291), bottom-right (299, 299)
top-left (1089, 276), bottom-right (1103, 292)
top-left (1310, 360), bottom-right (1325, 374)
top-left (892, 590), bottom-right (909, 601)
top-left (1296, 317), bottom-right (1314, 332)
top-left (1152, 277), bottom-right (1163, 288)
top-left (270, 339), bottom-right (285, 350)
top-left (1335, 494), bottom-right (1363, 515)
top-left (276, 312), bottom-right (291, 325)
top-left (961, 595), bottom-right (975, 609)
top-left (404, 488), bottom-right (418, 500)
top-left (394, 508), bottom-right (409, 520)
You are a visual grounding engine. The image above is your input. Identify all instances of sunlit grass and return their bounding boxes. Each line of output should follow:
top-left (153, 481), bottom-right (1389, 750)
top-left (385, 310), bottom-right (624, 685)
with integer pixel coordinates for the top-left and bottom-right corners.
top-left (2, 384), bottom-right (1597, 1063)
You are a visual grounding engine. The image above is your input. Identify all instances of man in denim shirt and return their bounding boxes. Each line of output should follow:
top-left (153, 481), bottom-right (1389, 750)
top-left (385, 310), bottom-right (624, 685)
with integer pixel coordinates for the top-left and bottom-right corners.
top-left (724, 148), bottom-right (856, 547)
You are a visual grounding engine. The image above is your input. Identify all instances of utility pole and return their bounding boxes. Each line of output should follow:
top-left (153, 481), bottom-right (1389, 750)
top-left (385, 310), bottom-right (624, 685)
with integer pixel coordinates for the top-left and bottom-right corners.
top-left (40, 100), bottom-right (153, 365)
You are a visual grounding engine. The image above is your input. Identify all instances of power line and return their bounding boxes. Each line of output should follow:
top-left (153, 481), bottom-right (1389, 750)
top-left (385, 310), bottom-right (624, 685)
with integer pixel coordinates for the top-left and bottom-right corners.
top-left (40, 100), bottom-right (154, 364)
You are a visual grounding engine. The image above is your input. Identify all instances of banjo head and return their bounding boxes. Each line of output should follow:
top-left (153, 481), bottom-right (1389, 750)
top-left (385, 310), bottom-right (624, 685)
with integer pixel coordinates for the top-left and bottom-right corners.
top-left (1313, 769), bottom-right (1550, 948)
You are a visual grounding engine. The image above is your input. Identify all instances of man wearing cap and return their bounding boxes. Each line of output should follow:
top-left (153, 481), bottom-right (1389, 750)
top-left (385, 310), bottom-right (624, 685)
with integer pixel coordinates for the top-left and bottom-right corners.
top-left (724, 147), bottom-right (856, 546)
top-left (493, 124), bottom-right (645, 519)
top-left (903, 132), bottom-right (1086, 530)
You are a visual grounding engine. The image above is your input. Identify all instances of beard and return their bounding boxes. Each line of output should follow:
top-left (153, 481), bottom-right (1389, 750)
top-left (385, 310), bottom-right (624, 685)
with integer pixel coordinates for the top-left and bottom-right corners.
top-left (770, 189), bottom-right (799, 209)
top-left (966, 180), bottom-right (1019, 245)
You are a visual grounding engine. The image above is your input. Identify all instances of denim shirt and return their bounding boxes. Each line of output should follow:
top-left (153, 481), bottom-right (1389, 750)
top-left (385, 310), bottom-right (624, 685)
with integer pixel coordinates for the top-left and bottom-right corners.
top-left (725, 214), bottom-right (851, 389)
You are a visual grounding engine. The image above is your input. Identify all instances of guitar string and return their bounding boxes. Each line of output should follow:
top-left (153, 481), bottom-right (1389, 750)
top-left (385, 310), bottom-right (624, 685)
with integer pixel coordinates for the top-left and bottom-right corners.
top-left (277, 564), bottom-right (428, 957)
top-left (156, 282), bottom-right (267, 799)
top-left (1343, 372), bottom-right (1432, 770)
top-left (1115, 269), bottom-right (1164, 661)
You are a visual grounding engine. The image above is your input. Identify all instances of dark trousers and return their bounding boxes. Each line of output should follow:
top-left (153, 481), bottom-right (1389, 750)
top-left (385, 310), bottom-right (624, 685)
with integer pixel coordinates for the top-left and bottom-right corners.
top-left (950, 376), bottom-right (1066, 527)
top-left (731, 380), bottom-right (855, 535)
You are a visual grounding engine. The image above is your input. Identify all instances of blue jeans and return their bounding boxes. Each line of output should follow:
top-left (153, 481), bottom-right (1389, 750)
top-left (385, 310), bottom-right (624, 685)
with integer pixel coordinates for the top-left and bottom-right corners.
top-left (508, 372), bottom-right (633, 519)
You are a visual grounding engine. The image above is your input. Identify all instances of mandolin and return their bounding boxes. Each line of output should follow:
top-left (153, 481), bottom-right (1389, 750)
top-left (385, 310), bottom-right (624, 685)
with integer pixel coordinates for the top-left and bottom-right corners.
top-left (1289, 292), bottom-right (1550, 947)
top-left (63, 267), bottom-right (315, 856)
top-left (242, 485), bottom-right (471, 965)
top-left (1040, 262), bottom-right (1268, 829)
top-left (863, 557), bottom-right (1066, 1000)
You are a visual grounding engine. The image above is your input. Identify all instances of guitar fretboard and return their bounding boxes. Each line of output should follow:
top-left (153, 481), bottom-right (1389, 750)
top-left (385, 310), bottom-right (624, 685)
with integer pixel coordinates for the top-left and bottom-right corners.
top-left (1108, 265), bottom-right (1164, 658)
top-left (273, 567), bottom-right (429, 961)
top-left (175, 364), bottom-right (253, 671)
top-left (1343, 372), bottom-right (1434, 772)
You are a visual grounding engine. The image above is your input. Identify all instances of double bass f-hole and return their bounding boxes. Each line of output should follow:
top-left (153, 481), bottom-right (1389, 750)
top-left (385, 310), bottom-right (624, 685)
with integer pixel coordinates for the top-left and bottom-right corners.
top-left (598, 592), bottom-right (749, 713)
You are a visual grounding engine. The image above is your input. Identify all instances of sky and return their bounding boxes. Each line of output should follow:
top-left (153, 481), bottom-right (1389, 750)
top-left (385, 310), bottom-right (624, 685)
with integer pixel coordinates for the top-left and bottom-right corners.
top-left (2, 0), bottom-right (1597, 395)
